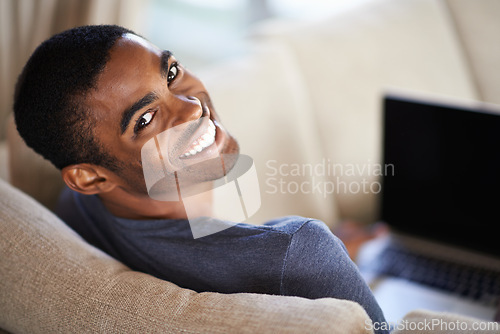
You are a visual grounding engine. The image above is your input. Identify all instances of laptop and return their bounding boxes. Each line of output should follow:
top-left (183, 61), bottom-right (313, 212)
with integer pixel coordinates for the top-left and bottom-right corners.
top-left (357, 89), bottom-right (500, 323)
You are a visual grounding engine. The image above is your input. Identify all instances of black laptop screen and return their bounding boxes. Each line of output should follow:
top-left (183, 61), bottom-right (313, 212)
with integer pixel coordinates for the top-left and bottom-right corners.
top-left (380, 94), bottom-right (500, 257)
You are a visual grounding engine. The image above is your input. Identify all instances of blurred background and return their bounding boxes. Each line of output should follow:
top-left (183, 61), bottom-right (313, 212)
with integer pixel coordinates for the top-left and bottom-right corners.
top-left (1, 0), bottom-right (499, 229)
top-left (0, 0), bottom-right (365, 225)
top-left (0, 0), bottom-right (359, 140)
top-left (142, 0), bottom-right (359, 71)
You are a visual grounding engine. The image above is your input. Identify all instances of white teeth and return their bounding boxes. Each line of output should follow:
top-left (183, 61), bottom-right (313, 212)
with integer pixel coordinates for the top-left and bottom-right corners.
top-left (201, 133), bottom-right (211, 142)
top-left (181, 119), bottom-right (217, 158)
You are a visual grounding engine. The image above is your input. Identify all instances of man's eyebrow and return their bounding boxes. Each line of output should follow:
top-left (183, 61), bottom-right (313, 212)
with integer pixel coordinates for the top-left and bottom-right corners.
top-left (120, 92), bottom-right (158, 134)
top-left (160, 50), bottom-right (173, 79)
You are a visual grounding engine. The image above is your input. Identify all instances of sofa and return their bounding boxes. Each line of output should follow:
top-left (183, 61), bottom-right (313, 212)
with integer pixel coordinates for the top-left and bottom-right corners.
top-left (1, 0), bottom-right (499, 332)
top-left (0, 176), bottom-right (375, 334)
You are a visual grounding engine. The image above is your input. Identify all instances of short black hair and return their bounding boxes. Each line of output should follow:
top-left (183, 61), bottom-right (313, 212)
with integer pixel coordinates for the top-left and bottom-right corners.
top-left (14, 24), bottom-right (134, 171)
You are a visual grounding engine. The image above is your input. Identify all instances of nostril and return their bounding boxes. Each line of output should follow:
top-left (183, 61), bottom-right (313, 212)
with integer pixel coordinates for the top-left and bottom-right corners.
top-left (186, 96), bottom-right (204, 117)
top-left (187, 96), bottom-right (200, 104)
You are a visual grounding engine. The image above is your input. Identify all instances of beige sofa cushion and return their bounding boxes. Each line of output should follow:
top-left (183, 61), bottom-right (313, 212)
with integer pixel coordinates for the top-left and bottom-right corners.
top-left (0, 178), bottom-right (373, 334)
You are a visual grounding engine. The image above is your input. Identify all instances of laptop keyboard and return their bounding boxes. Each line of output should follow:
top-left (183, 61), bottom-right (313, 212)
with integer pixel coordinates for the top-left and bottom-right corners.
top-left (373, 245), bottom-right (500, 307)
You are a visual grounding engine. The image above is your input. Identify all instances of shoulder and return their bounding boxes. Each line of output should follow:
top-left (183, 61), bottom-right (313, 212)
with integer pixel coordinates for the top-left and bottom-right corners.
top-left (281, 217), bottom-right (348, 261)
top-left (228, 216), bottom-right (328, 239)
top-left (264, 216), bottom-right (333, 238)
top-left (221, 216), bottom-right (337, 254)
top-left (195, 216), bottom-right (330, 255)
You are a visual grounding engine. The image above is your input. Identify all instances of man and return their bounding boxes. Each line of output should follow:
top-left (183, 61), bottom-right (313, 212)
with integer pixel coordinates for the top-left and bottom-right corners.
top-left (14, 25), bottom-right (388, 333)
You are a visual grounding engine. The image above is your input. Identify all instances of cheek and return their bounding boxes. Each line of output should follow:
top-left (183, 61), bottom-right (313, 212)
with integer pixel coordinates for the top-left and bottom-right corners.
top-left (118, 159), bottom-right (150, 195)
top-left (224, 135), bottom-right (240, 155)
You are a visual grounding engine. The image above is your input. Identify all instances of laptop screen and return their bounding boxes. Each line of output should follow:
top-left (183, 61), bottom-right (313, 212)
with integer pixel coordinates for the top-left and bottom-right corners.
top-left (380, 93), bottom-right (500, 258)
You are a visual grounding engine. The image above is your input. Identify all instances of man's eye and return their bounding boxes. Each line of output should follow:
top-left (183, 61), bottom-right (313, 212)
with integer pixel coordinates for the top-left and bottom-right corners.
top-left (135, 110), bottom-right (155, 132)
top-left (167, 63), bottom-right (179, 83)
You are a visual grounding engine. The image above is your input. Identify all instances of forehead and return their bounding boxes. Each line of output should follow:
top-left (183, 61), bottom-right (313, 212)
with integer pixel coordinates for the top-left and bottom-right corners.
top-left (86, 34), bottom-right (164, 127)
top-left (98, 34), bottom-right (163, 92)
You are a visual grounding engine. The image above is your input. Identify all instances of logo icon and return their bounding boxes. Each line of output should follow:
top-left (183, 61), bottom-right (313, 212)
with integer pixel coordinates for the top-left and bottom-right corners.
top-left (141, 117), bottom-right (261, 238)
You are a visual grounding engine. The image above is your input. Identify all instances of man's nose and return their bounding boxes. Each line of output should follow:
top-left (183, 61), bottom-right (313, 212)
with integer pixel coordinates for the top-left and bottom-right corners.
top-left (168, 95), bottom-right (203, 127)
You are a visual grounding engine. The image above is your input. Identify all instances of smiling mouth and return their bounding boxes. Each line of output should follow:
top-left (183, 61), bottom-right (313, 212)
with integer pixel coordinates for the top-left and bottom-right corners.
top-left (179, 118), bottom-right (216, 158)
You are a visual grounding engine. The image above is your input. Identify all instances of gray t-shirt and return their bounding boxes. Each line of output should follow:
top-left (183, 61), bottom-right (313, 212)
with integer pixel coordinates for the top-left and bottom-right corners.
top-left (56, 187), bottom-right (387, 332)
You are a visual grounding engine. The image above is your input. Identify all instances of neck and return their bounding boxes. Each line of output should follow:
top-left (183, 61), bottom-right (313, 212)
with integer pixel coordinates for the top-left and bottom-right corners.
top-left (98, 186), bottom-right (213, 220)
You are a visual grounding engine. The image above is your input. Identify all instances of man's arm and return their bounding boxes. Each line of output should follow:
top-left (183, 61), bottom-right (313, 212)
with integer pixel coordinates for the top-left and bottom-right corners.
top-left (280, 220), bottom-right (388, 334)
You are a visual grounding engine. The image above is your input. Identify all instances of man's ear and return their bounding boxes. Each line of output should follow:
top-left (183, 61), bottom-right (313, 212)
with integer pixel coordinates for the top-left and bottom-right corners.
top-left (61, 164), bottom-right (117, 195)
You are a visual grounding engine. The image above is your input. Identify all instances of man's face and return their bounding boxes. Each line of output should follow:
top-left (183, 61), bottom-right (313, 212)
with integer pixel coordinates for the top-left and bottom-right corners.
top-left (86, 33), bottom-right (239, 198)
